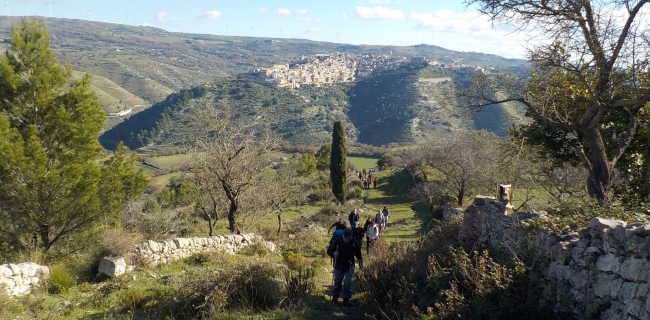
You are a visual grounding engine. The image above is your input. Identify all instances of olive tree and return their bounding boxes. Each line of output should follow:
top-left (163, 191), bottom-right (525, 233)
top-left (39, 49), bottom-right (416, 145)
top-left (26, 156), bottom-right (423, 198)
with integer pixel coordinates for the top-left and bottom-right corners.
top-left (463, 0), bottom-right (650, 205)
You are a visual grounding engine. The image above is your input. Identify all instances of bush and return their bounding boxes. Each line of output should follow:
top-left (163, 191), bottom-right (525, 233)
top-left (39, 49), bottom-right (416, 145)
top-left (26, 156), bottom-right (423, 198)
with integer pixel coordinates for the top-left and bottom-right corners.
top-left (356, 218), bottom-right (554, 320)
top-left (348, 178), bottom-right (362, 189)
top-left (47, 264), bottom-right (75, 294)
top-left (163, 262), bottom-right (284, 318)
top-left (307, 188), bottom-right (334, 202)
top-left (97, 228), bottom-right (143, 258)
top-left (116, 285), bottom-right (174, 312)
top-left (347, 186), bottom-right (363, 200)
top-left (184, 252), bottom-right (214, 266)
top-left (282, 251), bottom-right (316, 300)
top-left (239, 243), bottom-right (269, 257)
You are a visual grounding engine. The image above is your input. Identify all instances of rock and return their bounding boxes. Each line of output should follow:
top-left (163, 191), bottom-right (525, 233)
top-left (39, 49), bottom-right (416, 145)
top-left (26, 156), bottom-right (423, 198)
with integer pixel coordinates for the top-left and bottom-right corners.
top-left (589, 217), bottom-right (626, 231)
top-left (596, 253), bottom-right (622, 273)
top-left (0, 265), bottom-right (12, 278)
top-left (594, 272), bottom-right (617, 298)
top-left (620, 258), bottom-right (645, 282)
top-left (98, 256), bottom-right (127, 277)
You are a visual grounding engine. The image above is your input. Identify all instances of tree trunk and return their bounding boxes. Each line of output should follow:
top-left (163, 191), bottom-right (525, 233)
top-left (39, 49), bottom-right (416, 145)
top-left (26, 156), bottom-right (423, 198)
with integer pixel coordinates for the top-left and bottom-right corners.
top-left (227, 200), bottom-right (238, 234)
top-left (457, 180), bottom-right (465, 207)
top-left (583, 127), bottom-right (613, 206)
top-left (39, 226), bottom-right (50, 252)
top-left (207, 216), bottom-right (214, 237)
top-left (277, 212), bottom-right (282, 236)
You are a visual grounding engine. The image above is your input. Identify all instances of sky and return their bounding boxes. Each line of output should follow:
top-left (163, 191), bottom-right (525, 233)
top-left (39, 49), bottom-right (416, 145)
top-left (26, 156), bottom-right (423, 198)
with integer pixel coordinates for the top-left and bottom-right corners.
top-left (3, 0), bottom-right (530, 59)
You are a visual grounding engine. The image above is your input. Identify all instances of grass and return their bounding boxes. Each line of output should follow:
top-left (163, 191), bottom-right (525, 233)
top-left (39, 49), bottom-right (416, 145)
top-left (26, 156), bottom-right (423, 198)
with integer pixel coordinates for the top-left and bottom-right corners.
top-left (348, 156), bottom-right (378, 172)
top-left (1, 156), bottom-right (432, 319)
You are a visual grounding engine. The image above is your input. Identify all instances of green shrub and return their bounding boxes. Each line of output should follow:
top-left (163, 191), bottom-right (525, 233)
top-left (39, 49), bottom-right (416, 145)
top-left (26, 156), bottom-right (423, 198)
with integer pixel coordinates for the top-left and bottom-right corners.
top-left (183, 252), bottom-right (214, 266)
top-left (116, 285), bottom-right (174, 312)
top-left (284, 266), bottom-right (315, 301)
top-left (239, 243), bottom-right (269, 257)
top-left (307, 188), bottom-right (334, 202)
top-left (347, 186), bottom-right (363, 199)
top-left (348, 178), bottom-right (362, 189)
top-left (47, 264), bottom-right (74, 294)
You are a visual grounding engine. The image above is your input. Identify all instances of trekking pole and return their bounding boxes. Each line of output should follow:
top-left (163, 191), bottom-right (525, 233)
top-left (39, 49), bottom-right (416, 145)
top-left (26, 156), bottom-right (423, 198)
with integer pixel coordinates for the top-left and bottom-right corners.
top-left (331, 245), bottom-right (338, 287)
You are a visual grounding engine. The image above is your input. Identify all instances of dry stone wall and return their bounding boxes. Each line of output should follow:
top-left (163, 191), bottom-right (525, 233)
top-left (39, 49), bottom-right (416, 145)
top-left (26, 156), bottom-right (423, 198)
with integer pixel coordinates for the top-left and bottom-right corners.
top-left (459, 198), bottom-right (650, 319)
top-left (98, 234), bottom-right (275, 277)
top-left (0, 262), bottom-right (49, 296)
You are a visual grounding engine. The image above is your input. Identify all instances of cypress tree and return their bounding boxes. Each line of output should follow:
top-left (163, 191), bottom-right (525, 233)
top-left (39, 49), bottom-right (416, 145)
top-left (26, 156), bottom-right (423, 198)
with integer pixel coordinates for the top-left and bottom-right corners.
top-left (330, 121), bottom-right (347, 203)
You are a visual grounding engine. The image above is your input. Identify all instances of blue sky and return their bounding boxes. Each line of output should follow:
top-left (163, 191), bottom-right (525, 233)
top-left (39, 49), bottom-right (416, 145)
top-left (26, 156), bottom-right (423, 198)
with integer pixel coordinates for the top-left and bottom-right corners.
top-left (4, 0), bottom-right (529, 58)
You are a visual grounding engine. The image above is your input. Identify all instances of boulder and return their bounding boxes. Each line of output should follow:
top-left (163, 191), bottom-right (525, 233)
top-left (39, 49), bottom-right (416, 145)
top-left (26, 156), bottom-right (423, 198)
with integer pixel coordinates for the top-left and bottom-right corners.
top-left (589, 217), bottom-right (626, 231)
top-left (98, 256), bottom-right (127, 277)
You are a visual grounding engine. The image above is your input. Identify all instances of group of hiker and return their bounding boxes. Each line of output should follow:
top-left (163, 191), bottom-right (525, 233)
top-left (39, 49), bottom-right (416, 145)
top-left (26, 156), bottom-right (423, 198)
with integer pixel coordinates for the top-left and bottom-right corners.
top-left (356, 168), bottom-right (377, 189)
top-left (326, 206), bottom-right (391, 306)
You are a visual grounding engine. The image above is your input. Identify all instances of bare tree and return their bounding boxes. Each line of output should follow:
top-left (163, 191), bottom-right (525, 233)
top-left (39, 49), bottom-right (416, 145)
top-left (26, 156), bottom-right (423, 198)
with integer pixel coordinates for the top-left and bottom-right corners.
top-left (188, 106), bottom-right (278, 234)
top-left (462, 0), bottom-right (650, 205)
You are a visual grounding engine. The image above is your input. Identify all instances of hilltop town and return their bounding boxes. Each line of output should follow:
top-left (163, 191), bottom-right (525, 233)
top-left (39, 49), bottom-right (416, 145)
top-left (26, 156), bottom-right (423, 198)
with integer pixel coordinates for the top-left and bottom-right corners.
top-left (246, 52), bottom-right (496, 88)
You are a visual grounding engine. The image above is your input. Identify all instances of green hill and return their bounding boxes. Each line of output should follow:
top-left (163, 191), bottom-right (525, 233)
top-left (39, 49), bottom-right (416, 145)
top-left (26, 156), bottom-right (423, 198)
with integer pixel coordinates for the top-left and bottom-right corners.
top-left (100, 64), bottom-right (527, 150)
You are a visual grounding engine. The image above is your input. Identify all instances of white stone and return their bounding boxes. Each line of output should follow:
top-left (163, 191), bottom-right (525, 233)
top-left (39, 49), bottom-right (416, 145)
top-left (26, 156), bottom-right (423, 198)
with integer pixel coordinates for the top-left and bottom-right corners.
top-left (589, 217), bottom-right (627, 231)
top-left (8, 264), bottom-right (21, 277)
top-left (98, 256), bottom-right (127, 277)
top-left (17, 262), bottom-right (38, 278)
top-left (0, 265), bottom-right (12, 277)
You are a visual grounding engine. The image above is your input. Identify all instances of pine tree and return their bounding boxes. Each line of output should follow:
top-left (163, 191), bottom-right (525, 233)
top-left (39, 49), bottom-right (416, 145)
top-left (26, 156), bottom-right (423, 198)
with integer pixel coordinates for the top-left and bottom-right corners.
top-left (0, 19), bottom-right (147, 251)
top-left (330, 121), bottom-right (347, 204)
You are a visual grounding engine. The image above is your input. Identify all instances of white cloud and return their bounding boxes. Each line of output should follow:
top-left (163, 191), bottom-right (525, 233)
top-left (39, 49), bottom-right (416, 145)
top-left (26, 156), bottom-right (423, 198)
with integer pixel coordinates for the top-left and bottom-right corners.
top-left (409, 10), bottom-right (527, 58)
top-left (354, 6), bottom-right (405, 20)
top-left (342, 14), bottom-right (349, 19)
top-left (277, 8), bottom-right (291, 16)
top-left (300, 17), bottom-right (312, 21)
top-left (315, 17), bottom-right (323, 23)
top-left (258, 7), bottom-right (268, 12)
top-left (368, 0), bottom-right (390, 4)
top-left (198, 10), bottom-right (222, 19)
top-left (156, 12), bottom-right (166, 22)
top-left (294, 9), bottom-right (307, 15)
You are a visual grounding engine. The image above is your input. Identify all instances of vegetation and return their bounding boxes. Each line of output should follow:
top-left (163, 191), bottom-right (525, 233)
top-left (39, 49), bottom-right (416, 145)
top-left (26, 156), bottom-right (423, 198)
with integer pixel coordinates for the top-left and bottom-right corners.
top-left (0, 20), bottom-right (147, 252)
top-left (463, 0), bottom-right (650, 206)
top-left (330, 121), bottom-right (347, 204)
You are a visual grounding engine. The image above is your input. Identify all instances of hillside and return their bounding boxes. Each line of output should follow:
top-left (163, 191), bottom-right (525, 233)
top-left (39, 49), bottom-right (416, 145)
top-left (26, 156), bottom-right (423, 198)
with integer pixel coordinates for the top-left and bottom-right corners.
top-left (0, 17), bottom-right (528, 146)
top-left (100, 64), bottom-right (526, 149)
top-left (0, 17), bottom-right (526, 105)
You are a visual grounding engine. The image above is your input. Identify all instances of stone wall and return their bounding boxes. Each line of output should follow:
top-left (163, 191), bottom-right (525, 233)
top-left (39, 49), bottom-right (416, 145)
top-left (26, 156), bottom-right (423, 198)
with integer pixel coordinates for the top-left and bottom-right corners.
top-left (98, 234), bottom-right (275, 277)
top-left (0, 263), bottom-right (49, 296)
top-left (459, 198), bottom-right (650, 319)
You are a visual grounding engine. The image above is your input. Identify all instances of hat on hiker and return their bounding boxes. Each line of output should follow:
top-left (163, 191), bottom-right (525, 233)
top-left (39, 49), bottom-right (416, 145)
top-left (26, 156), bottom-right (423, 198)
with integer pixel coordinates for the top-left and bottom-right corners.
top-left (343, 228), bottom-right (353, 239)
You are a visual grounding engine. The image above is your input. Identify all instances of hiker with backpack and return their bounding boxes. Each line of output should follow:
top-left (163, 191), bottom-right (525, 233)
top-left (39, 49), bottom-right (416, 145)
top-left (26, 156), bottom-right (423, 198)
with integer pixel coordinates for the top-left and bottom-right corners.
top-left (374, 210), bottom-right (386, 236)
top-left (352, 222), bottom-right (365, 249)
top-left (327, 228), bottom-right (363, 306)
top-left (382, 206), bottom-right (390, 227)
top-left (365, 220), bottom-right (379, 254)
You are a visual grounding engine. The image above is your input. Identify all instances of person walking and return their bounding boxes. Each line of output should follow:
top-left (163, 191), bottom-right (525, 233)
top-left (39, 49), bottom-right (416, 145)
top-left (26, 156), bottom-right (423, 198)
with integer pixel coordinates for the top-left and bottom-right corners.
top-left (382, 206), bottom-right (390, 227)
top-left (352, 222), bottom-right (365, 250)
top-left (327, 228), bottom-right (363, 306)
top-left (328, 217), bottom-right (347, 233)
top-left (373, 178), bottom-right (377, 189)
top-left (374, 210), bottom-right (386, 236)
top-left (365, 220), bottom-right (379, 254)
top-left (348, 209), bottom-right (360, 229)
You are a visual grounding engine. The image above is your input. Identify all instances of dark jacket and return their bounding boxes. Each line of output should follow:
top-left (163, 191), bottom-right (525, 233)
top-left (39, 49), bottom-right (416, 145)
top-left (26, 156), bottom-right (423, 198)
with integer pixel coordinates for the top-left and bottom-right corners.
top-left (327, 237), bottom-right (362, 272)
top-left (352, 226), bottom-right (365, 241)
top-left (348, 212), bottom-right (360, 226)
top-left (330, 221), bottom-right (347, 232)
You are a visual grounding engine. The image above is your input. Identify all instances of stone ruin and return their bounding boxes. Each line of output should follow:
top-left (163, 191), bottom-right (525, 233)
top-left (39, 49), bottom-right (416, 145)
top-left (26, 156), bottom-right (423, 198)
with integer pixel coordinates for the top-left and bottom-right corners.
top-left (97, 233), bottom-right (276, 278)
top-left (0, 262), bottom-right (49, 296)
top-left (459, 196), bottom-right (650, 319)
